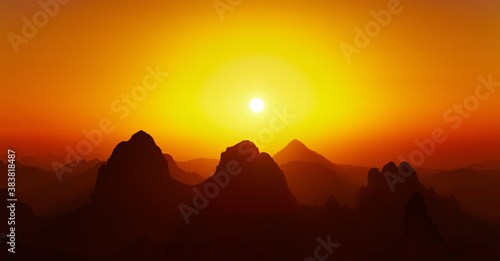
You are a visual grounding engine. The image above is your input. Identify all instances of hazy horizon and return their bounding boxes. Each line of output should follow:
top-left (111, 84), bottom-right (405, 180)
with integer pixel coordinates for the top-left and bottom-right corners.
top-left (4, 132), bottom-right (500, 172)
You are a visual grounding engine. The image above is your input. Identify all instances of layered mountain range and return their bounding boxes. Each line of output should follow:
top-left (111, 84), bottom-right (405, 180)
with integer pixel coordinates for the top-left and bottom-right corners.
top-left (1, 131), bottom-right (498, 260)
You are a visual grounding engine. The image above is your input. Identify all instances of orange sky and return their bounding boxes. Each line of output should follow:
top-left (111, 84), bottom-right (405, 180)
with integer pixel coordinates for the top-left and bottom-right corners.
top-left (1, 0), bottom-right (499, 169)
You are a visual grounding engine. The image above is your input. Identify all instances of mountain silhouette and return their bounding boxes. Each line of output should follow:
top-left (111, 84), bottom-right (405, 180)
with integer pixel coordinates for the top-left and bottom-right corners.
top-left (163, 154), bottom-right (205, 185)
top-left (462, 160), bottom-right (500, 171)
top-left (274, 140), bottom-right (369, 206)
top-left (176, 158), bottom-right (219, 179)
top-left (420, 167), bottom-right (500, 218)
top-left (62, 159), bottom-right (103, 177)
top-left (0, 160), bottom-right (101, 216)
top-left (355, 162), bottom-right (497, 258)
top-left (18, 155), bottom-right (51, 170)
top-left (280, 160), bottom-right (342, 206)
top-left (34, 131), bottom-right (193, 256)
top-left (368, 193), bottom-right (457, 260)
top-left (92, 130), bottom-right (183, 205)
top-left (4, 131), bottom-right (499, 260)
top-left (199, 140), bottom-right (297, 213)
top-left (36, 132), bottom-right (299, 256)
top-left (274, 139), bottom-right (336, 168)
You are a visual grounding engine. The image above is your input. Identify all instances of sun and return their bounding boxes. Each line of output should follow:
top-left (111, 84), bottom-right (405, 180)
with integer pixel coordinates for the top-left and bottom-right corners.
top-left (249, 98), bottom-right (265, 113)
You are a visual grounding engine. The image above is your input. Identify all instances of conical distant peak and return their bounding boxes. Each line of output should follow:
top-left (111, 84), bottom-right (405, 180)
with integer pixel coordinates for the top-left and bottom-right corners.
top-left (286, 139), bottom-right (309, 150)
top-left (276, 139), bottom-right (315, 158)
top-left (273, 139), bottom-right (336, 168)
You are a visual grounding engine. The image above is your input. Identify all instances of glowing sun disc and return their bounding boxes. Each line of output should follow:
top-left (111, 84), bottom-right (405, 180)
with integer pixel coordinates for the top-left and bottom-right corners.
top-left (249, 98), bottom-right (265, 113)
